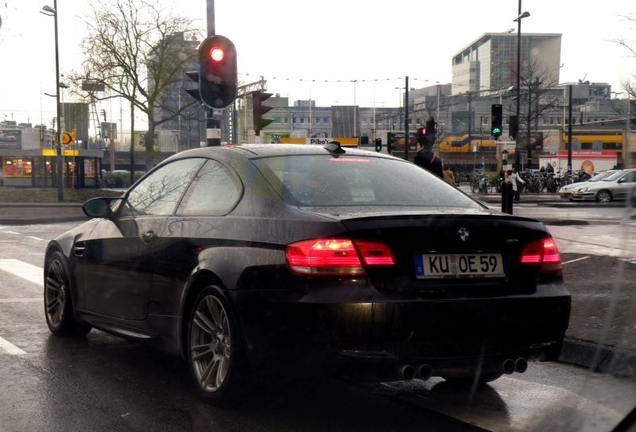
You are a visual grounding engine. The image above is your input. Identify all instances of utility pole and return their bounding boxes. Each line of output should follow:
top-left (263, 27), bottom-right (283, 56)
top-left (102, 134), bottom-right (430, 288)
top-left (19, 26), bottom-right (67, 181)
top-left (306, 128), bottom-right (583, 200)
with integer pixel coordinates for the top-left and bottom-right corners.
top-left (205, 0), bottom-right (221, 146)
top-left (404, 76), bottom-right (409, 160)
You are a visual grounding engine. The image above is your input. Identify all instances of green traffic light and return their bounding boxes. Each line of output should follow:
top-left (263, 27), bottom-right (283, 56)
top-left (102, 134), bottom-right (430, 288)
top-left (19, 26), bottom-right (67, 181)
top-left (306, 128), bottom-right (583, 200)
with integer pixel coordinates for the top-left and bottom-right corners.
top-left (492, 127), bottom-right (502, 134)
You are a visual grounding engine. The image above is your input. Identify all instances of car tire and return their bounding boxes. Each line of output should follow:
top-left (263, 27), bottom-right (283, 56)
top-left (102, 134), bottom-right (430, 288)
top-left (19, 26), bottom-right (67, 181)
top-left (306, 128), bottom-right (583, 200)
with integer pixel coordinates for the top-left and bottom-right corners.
top-left (186, 286), bottom-right (247, 405)
top-left (44, 251), bottom-right (91, 336)
top-left (595, 190), bottom-right (612, 203)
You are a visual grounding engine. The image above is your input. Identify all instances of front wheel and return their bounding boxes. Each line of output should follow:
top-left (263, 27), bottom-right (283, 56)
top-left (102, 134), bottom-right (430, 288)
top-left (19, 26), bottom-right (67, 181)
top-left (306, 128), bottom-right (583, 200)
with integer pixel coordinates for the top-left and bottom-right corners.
top-left (187, 286), bottom-right (247, 405)
top-left (595, 190), bottom-right (612, 203)
top-left (44, 251), bottom-right (91, 336)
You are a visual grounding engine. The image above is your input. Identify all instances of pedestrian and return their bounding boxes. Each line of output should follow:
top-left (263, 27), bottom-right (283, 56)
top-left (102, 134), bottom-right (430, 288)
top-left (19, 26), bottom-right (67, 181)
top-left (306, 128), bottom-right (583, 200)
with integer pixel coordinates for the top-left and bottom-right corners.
top-left (502, 169), bottom-right (514, 214)
top-left (508, 164), bottom-right (525, 202)
top-left (443, 164), bottom-right (456, 186)
top-left (414, 137), bottom-right (443, 179)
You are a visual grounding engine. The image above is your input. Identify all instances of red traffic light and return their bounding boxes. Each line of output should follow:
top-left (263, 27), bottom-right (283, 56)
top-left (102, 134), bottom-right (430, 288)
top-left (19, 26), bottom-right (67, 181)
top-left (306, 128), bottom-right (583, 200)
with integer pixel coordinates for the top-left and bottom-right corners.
top-left (209, 46), bottom-right (225, 62)
top-left (198, 35), bottom-right (237, 109)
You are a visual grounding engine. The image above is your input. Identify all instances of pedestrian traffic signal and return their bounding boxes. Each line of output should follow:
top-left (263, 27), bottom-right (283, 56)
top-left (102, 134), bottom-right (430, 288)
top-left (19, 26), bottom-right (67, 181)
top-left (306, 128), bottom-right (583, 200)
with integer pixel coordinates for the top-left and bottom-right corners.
top-left (374, 138), bottom-right (382, 152)
top-left (509, 115), bottom-right (519, 139)
top-left (425, 117), bottom-right (437, 143)
top-left (185, 70), bottom-right (202, 102)
top-left (252, 90), bottom-right (273, 135)
top-left (491, 104), bottom-right (503, 138)
top-left (416, 127), bottom-right (426, 140)
top-left (198, 35), bottom-right (237, 109)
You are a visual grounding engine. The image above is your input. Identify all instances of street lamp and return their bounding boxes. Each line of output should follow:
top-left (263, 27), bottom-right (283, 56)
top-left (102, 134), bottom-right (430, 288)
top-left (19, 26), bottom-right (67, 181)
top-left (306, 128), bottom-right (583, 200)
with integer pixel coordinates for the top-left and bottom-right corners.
top-left (513, 4), bottom-right (530, 169)
top-left (41, 1), bottom-right (63, 202)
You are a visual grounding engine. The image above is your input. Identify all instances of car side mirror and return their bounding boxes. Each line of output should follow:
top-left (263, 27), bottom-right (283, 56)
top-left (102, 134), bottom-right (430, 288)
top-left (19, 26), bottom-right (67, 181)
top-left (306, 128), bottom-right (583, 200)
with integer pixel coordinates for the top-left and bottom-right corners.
top-left (82, 197), bottom-right (118, 218)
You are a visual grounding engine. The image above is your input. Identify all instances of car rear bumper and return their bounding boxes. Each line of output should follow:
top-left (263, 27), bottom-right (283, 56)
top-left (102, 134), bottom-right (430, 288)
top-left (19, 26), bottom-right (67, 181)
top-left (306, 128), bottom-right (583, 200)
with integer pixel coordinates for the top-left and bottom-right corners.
top-left (236, 287), bottom-right (571, 380)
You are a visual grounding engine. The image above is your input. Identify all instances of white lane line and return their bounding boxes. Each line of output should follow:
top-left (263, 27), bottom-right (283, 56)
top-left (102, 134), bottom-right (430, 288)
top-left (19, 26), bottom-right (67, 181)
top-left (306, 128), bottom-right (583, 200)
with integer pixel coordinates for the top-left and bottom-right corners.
top-left (4, 231), bottom-right (20, 235)
top-left (0, 259), bottom-right (43, 286)
top-left (0, 298), bottom-right (41, 303)
top-left (562, 256), bottom-right (591, 265)
top-left (27, 236), bottom-right (44, 241)
top-left (0, 336), bottom-right (26, 355)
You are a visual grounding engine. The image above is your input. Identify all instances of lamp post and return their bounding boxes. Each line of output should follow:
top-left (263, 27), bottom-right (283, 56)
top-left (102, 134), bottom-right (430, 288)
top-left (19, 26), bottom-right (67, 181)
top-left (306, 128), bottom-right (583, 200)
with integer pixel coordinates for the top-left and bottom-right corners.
top-left (513, 3), bottom-right (530, 169)
top-left (42, 1), bottom-right (63, 202)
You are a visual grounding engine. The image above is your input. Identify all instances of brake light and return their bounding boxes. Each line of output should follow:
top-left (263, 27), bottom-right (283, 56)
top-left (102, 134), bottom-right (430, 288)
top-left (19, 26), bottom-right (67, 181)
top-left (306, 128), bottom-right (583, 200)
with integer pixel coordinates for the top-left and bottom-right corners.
top-left (286, 238), bottom-right (395, 276)
top-left (520, 238), bottom-right (562, 268)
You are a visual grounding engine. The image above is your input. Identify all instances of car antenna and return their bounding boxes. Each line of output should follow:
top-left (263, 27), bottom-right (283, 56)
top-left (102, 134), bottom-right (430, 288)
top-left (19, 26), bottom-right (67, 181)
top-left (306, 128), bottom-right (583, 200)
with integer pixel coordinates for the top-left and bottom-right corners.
top-left (324, 140), bottom-right (346, 155)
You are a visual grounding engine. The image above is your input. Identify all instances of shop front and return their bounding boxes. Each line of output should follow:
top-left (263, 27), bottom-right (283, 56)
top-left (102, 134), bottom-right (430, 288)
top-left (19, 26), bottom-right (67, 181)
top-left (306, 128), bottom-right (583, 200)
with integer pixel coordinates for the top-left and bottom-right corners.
top-left (0, 148), bottom-right (103, 188)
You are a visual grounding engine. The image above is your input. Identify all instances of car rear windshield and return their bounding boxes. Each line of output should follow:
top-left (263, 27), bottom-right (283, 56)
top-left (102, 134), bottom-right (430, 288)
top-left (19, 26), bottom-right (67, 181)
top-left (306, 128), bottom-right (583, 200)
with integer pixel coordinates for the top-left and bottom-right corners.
top-left (253, 154), bottom-right (481, 208)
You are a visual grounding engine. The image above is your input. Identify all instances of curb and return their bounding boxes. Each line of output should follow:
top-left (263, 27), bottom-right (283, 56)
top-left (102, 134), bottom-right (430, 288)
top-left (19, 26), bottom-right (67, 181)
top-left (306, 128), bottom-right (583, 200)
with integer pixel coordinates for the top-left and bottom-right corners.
top-left (560, 338), bottom-right (636, 378)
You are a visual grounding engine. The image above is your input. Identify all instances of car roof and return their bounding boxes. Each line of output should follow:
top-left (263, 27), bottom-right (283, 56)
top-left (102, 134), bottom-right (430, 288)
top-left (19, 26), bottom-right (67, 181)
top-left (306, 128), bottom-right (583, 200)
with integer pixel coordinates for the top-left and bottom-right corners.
top-left (167, 143), bottom-right (397, 161)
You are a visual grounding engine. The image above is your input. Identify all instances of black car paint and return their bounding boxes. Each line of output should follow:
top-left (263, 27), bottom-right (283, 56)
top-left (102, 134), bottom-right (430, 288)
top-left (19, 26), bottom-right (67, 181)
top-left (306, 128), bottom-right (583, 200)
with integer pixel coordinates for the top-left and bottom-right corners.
top-left (45, 145), bottom-right (570, 384)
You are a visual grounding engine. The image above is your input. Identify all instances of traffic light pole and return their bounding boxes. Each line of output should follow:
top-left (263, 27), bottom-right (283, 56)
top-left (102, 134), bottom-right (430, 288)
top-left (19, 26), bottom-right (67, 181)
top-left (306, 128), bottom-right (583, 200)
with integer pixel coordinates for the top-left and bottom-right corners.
top-left (404, 76), bottom-right (409, 161)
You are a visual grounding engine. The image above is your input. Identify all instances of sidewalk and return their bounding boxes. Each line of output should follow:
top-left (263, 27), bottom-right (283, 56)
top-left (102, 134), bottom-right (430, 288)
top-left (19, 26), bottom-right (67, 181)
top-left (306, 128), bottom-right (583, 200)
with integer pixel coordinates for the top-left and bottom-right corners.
top-left (0, 192), bottom-right (634, 380)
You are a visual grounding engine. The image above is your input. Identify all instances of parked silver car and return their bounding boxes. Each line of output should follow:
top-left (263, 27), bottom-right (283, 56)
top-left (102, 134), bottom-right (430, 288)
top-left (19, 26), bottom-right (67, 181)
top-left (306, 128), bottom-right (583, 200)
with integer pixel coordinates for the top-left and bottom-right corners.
top-left (558, 170), bottom-right (621, 200)
top-left (570, 168), bottom-right (636, 202)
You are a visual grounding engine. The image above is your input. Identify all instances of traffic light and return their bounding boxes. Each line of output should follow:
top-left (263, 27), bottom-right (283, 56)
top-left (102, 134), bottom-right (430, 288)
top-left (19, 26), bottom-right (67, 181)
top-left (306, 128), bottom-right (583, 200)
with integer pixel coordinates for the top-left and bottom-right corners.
top-left (185, 71), bottom-right (202, 102)
top-left (509, 115), bottom-right (519, 139)
top-left (374, 138), bottom-right (382, 152)
top-left (425, 117), bottom-right (437, 143)
top-left (198, 35), bottom-right (237, 109)
top-left (252, 90), bottom-right (273, 135)
top-left (416, 127), bottom-right (426, 140)
top-left (491, 104), bottom-right (503, 138)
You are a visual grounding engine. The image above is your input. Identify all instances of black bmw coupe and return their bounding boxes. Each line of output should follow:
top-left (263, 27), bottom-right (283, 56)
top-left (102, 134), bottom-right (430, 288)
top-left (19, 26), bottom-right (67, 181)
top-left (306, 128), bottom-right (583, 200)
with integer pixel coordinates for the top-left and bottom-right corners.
top-left (44, 143), bottom-right (570, 404)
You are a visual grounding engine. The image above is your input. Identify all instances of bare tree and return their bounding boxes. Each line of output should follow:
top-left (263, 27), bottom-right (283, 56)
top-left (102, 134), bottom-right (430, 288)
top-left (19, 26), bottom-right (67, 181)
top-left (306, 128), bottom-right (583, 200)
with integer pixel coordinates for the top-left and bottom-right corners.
top-left (511, 59), bottom-right (563, 160)
top-left (69, 0), bottom-right (201, 156)
top-left (613, 13), bottom-right (636, 129)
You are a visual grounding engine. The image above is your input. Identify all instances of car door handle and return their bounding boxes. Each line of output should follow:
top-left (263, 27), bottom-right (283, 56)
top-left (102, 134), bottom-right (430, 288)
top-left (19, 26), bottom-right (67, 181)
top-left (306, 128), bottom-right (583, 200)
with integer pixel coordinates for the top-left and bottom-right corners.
top-left (141, 230), bottom-right (155, 243)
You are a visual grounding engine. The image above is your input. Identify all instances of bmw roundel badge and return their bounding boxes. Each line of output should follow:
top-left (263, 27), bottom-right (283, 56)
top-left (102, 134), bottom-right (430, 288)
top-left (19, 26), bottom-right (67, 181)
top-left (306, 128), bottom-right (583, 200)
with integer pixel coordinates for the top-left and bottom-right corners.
top-left (457, 227), bottom-right (470, 242)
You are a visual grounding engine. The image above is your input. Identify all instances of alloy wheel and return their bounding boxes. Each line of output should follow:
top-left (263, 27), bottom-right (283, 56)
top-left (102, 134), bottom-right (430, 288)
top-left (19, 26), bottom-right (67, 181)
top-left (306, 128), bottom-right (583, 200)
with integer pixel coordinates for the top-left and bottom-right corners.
top-left (45, 257), bottom-right (67, 330)
top-left (189, 294), bottom-right (232, 393)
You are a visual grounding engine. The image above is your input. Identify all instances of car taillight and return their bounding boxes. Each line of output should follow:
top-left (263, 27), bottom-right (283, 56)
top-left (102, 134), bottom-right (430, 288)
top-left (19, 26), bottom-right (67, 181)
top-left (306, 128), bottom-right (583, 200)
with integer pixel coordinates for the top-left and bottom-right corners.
top-left (520, 238), bottom-right (562, 270)
top-left (286, 238), bottom-right (395, 276)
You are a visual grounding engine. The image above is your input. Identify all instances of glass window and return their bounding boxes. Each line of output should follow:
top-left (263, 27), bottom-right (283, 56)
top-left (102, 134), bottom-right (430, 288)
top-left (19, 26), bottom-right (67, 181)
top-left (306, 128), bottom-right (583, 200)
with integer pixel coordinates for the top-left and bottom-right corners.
top-left (122, 158), bottom-right (204, 217)
top-left (3, 158), bottom-right (32, 177)
top-left (176, 160), bottom-right (242, 216)
top-left (253, 154), bottom-right (480, 208)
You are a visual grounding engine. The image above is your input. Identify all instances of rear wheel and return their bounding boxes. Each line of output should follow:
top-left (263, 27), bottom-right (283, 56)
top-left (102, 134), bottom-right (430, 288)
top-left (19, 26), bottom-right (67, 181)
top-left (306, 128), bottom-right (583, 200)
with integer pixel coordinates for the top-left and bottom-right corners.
top-left (187, 286), bottom-right (247, 405)
top-left (44, 251), bottom-right (91, 336)
top-left (595, 190), bottom-right (612, 203)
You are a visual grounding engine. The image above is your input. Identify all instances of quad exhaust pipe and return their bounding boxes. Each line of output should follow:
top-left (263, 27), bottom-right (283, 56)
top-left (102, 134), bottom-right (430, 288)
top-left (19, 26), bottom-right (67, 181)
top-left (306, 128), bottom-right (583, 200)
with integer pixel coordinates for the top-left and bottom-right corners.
top-left (397, 364), bottom-right (432, 381)
top-left (503, 357), bottom-right (528, 374)
top-left (397, 358), bottom-right (527, 381)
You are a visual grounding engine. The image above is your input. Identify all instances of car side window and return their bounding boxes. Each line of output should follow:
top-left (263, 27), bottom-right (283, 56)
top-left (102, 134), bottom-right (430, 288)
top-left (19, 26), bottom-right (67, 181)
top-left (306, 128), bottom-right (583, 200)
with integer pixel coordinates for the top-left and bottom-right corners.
top-left (121, 158), bottom-right (205, 217)
top-left (176, 159), bottom-right (242, 216)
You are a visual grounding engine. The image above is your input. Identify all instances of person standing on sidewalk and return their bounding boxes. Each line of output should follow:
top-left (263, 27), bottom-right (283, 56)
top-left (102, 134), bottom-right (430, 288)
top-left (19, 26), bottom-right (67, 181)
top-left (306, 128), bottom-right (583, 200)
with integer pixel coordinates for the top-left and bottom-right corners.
top-left (508, 164), bottom-right (525, 202)
top-left (414, 137), bottom-right (443, 179)
top-left (443, 165), bottom-right (456, 186)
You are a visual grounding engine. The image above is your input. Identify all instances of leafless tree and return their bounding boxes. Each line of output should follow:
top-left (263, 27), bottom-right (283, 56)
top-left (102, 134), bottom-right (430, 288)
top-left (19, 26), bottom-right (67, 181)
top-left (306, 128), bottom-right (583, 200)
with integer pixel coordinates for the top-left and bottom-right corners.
top-left (613, 13), bottom-right (636, 129)
top-left (510, 59), bottom-right (563, 159)
top-left (68, 0), bottom-right (201, 157)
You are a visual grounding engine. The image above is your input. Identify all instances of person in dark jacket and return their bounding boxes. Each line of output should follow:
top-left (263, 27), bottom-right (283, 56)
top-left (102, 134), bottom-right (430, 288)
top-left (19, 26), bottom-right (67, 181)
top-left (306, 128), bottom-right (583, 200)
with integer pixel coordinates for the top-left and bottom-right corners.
top-left (414, 137), bottom-right (443, 179)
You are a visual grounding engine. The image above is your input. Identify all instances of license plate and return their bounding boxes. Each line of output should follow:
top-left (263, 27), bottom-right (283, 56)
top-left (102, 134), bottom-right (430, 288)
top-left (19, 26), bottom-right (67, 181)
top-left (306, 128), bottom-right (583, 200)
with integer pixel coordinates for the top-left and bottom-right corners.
top-left (414, 253), bottom-right (504, 279)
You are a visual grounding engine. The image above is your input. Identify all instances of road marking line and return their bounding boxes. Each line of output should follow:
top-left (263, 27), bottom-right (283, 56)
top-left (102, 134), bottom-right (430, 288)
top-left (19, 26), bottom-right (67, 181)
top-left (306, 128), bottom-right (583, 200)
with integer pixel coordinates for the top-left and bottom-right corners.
top-left (0, 336), bottom-right (26, 355)
top-left (0, 259), bottom-right (43, 286)
top-left (27, 236), bottom-right (44, 241)
top-left (0, 298), bottom-right (41, 303)
top-left (562, 256), bottom-right (591, 265)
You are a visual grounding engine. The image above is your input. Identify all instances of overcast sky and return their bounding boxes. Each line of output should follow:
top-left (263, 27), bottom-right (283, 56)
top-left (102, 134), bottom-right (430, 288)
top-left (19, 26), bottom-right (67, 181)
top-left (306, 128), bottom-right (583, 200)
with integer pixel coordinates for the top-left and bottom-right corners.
top-left (0, 0), bottom-right (634, 129)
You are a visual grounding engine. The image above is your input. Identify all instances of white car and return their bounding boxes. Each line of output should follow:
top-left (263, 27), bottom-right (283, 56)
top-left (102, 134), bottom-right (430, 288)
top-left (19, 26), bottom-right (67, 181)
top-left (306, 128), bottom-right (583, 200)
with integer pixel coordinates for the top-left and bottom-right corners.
top-left (570, 169), bottom-right (636, 202)
top-left (558, 170), bottom-right (620, 200)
